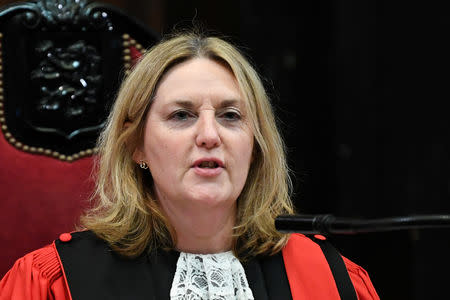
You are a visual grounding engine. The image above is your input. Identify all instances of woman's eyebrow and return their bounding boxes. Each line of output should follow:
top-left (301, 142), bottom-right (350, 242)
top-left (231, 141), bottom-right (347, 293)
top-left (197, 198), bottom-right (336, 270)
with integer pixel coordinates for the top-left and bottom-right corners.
top-left (170, 99), bottom-right (242, 109)
top-left (218, 99), bottom-right (241, 108)
top-left (171, 100), bottom-right (195, 109)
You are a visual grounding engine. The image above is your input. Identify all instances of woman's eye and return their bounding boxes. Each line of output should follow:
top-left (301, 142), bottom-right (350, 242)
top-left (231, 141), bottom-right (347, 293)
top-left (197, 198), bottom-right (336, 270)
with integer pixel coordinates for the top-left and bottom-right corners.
top-left (221, 110), bottom-right (241, 121)
top-left (171, 110), bottom-right (193, 121)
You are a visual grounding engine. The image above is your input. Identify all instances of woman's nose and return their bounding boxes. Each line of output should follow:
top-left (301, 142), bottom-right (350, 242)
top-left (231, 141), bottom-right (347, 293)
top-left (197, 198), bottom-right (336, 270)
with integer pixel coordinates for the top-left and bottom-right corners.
top-left (195, 113), bottom-right (221, 149)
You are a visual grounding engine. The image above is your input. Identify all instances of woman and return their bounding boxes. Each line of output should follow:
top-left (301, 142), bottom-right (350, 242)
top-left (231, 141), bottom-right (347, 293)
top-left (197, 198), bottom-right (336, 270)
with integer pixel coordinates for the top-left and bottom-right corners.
top-left (0, 30), bottom-right (379, 299)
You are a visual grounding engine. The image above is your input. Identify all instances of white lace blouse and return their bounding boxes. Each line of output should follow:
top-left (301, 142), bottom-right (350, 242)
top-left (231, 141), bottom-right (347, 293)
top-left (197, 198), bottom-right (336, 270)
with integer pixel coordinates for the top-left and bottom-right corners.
top-left (170, 251), bottom-right (254, 300)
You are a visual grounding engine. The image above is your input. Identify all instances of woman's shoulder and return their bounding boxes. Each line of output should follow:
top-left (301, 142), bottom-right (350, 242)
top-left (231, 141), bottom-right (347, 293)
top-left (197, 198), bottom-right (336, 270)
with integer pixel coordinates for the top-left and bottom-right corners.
top-left (8, 243), bottom-right (62, 282)
top-left (282, 233), bottom-right (335, 274)
top-left (282, 233), bottom-right (380, 300)
top-left (54, 230), bottom-right (106, 248)
top-left (282, 233), bottom-right (326, 258)
top-left (0, 235), bottom-right (72, 299)
top-left (283, 233), bottom-right (377, 276)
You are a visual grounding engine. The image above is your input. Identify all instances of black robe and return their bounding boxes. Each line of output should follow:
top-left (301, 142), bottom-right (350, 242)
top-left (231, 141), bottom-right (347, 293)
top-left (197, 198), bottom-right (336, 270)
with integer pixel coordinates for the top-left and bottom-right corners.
top-left (55, 231), bottom-right (293, 299)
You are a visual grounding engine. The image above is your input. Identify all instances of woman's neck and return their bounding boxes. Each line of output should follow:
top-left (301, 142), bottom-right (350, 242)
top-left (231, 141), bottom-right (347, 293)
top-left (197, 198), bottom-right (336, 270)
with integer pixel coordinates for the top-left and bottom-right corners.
top-left (159, 199), bottom-right (236, 254)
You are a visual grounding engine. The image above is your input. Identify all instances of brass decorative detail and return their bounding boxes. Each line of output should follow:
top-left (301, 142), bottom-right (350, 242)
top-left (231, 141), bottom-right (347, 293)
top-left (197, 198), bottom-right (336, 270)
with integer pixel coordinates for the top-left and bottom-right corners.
top-left (121, 33), bottom-right (145, 74)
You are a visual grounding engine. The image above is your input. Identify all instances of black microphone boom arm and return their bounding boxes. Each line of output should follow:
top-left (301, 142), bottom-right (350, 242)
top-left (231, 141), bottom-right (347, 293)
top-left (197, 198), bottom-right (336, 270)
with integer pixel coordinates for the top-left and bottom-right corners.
top-left (275, 214), bottom-right (450, 235)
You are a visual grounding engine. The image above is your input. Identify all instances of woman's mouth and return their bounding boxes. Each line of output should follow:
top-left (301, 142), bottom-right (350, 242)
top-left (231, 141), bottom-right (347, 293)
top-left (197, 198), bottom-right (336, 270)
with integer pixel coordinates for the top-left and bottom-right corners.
top-left (192, 158), bottom-right (224, 177)
top-left (197, 161), bottom-right (219, 168)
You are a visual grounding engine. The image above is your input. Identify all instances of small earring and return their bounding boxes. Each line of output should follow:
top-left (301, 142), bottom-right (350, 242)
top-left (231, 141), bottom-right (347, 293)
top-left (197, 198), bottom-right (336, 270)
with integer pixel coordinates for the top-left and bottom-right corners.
top-left (139, 160), bottom-right (148, 169)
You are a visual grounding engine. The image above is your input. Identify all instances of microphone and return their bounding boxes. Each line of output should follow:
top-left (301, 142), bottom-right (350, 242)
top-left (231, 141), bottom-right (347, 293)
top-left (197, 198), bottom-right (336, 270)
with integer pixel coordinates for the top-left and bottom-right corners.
top-left (275, 214), bottom-right (450, 235)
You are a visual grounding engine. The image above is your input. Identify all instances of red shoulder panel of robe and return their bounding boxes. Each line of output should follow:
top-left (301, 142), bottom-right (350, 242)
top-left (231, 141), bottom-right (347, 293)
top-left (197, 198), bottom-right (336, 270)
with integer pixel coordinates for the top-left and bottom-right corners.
top-left (0, 242), bottom-right (71, 300)
top-left (282, 233), bottom-right (380, 300)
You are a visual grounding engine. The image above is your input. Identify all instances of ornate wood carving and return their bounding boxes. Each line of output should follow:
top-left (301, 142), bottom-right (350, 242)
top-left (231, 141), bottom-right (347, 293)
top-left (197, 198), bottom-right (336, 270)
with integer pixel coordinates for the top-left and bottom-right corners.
top-left (0, 0), bottom-right (157, 161)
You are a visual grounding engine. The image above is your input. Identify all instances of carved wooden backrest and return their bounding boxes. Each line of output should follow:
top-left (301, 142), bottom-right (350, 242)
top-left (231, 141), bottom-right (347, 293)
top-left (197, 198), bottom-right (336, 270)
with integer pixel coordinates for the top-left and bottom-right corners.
top-left (0, 0), bottom-right (159, 277)
top-left (0, 0), bottom-right (158, 158)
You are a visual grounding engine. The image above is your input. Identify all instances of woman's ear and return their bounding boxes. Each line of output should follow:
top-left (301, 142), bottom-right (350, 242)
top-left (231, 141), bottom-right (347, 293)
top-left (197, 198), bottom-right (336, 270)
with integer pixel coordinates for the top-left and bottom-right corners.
top-left (132, 148), bottom-right (145, 164)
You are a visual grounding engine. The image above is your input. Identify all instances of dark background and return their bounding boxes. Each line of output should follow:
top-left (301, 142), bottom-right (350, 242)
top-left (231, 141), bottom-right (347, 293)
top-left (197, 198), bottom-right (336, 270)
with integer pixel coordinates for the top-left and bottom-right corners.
top-left (2, 0), bottom-right (449, 298)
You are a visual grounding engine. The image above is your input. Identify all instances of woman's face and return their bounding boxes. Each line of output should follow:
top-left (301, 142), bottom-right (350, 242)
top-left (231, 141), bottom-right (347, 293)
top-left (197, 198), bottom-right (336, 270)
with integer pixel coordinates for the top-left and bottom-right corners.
top-left (135, 58), bottom-right (254, 211)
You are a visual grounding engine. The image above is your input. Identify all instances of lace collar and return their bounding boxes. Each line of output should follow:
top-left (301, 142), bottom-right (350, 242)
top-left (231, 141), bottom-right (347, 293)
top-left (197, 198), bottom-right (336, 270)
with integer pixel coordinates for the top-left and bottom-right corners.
top-left (170, 251), bottom-right (254, 300)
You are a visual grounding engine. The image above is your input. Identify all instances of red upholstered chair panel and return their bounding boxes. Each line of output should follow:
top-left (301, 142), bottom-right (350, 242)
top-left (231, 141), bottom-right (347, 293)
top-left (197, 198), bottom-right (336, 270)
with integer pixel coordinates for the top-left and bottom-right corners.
top-left (0, 131), bottom-right (96, 277)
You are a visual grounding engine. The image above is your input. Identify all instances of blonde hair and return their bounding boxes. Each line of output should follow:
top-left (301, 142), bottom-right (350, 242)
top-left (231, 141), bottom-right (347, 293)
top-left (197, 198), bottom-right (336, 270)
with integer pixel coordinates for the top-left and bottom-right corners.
top-left (81, 29), bottom-right (295, 260)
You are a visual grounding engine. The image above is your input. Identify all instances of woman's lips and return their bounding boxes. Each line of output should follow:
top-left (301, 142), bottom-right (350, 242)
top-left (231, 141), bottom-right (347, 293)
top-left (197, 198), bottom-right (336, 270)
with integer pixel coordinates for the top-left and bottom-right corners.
top-left (192, 158), bottom-right (225, 168)
top-left (193, 166), bottom-right (224, 177)
top-left (191, 158), bottom-right (225, 177)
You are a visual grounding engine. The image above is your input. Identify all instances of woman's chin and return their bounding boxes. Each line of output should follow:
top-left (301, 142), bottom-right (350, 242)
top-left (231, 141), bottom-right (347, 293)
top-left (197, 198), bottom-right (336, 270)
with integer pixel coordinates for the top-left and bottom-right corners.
top-left (186, 187), bottom-right (234, 208)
